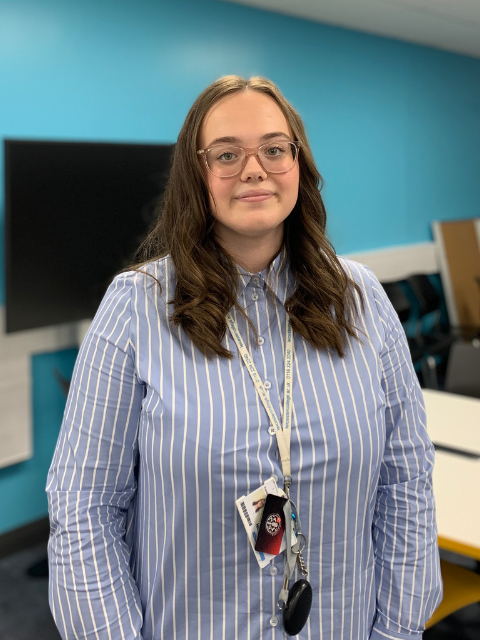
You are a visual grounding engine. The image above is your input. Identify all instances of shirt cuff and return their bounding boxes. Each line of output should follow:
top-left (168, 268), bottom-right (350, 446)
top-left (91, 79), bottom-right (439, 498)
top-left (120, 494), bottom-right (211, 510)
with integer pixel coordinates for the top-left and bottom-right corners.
top-left (370, 628), bottom-right (422, 640)
top-left (370, 611), bottom-right (424, 640)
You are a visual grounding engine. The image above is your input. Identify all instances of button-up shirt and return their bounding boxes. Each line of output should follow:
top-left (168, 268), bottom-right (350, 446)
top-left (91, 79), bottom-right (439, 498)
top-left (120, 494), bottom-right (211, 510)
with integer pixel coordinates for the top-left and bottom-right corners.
top-left (46, 250), bottom-right (442, 640)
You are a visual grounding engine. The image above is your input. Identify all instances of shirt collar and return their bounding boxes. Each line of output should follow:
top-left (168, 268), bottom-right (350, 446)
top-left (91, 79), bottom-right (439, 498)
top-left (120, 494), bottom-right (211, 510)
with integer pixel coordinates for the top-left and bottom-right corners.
top-left (236, 245), bottom-right (295, 305)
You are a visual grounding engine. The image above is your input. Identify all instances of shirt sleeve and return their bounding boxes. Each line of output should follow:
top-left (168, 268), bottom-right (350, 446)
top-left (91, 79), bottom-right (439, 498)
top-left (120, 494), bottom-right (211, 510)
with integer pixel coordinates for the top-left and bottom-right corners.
top-left (46, 273), bottom-right (146, 640)
top-left (365, 269), bottom-right (443, 640)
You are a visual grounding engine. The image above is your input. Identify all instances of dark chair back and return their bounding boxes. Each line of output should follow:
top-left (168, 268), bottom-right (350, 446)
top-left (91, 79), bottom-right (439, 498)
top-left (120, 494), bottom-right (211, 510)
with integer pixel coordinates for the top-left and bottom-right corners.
top-left (444, 341), bottom-right (480, 399)
top-left (405, 274), bottom-right (441, 318)
top-left (381, 281), bottom-right (411, 324)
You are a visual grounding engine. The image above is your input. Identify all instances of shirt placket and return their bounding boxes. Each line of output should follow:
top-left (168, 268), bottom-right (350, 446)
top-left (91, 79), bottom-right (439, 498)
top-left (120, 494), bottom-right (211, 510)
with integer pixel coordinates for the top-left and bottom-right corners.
top-left (246, 274), bottom-right (286, 633)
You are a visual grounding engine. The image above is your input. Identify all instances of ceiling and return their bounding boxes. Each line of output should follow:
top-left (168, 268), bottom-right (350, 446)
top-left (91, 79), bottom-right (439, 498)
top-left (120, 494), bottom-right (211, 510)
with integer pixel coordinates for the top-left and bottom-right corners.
top-left (219, 0), bottom-right (480, 59)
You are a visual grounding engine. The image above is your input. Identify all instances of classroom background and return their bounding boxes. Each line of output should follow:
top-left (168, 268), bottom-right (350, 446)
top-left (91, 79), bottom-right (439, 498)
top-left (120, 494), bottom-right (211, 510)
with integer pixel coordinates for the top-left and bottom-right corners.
top-left (0, 0), bottom-right (479, 638)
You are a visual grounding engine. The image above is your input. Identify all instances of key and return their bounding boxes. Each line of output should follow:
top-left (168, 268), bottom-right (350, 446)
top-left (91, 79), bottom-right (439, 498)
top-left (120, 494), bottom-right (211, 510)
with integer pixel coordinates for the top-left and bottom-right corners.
top-left (277, 575), bottom-right (290, 610)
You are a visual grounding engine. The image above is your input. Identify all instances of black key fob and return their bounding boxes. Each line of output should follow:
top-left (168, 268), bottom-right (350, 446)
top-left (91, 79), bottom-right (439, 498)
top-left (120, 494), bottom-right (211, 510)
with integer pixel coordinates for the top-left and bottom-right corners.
top-left (283, 579), bottom-right (312, 636)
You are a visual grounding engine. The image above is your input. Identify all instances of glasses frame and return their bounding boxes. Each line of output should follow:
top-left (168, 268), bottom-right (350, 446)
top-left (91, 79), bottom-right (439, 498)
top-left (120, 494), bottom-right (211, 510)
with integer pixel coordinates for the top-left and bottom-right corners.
top-left (197, 140), bottom-right (302, 178)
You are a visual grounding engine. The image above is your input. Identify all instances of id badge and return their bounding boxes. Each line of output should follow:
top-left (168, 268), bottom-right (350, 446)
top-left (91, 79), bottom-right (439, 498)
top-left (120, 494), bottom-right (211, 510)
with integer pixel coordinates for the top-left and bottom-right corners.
top-left (236, 477), bottom-right (296, 568)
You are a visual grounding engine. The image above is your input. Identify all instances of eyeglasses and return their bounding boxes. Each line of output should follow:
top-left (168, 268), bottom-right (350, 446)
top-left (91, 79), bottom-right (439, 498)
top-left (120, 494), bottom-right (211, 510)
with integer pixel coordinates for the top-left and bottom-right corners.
top-left (197, 140), bottom-right (302, 178)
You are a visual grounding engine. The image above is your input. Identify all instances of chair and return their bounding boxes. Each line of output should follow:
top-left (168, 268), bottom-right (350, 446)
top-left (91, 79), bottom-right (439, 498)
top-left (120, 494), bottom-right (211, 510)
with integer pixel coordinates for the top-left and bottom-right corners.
top-left (405, 274), bottom-right (456, 345)
top-left (381, 281), bottom-right (411, 324)
top-left (426, 559), bottom-right (480, 628)
top-left (444, 340), bottom-right (480, 399)
top-left (380, 280), bottom-right (435, 388)
top-left (404, 274), bottom-right (459, 389)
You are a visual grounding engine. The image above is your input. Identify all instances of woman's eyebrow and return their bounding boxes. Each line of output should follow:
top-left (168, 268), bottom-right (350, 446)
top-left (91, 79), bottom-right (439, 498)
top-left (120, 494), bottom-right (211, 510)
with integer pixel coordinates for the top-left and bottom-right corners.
top-left (207, 131), bottom-right (291, 147)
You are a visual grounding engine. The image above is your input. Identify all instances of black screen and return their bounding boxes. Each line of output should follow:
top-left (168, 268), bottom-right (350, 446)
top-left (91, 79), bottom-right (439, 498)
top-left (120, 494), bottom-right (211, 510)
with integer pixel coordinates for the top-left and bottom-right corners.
top-left (4, 139), bottom-right (174, 333)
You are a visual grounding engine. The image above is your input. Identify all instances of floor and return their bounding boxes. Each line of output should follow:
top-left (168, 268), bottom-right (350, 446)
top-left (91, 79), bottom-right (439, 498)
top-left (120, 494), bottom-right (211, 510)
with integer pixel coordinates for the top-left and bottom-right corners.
top-left (0, 543), bottom-right (60, 640)
top-left (0, 542), bottom-right (479, 639)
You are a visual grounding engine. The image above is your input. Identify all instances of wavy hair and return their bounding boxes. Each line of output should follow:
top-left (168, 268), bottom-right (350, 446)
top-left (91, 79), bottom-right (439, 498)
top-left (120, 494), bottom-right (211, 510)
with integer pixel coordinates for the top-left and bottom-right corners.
top-left (119, 75), bottom-right (364, 359)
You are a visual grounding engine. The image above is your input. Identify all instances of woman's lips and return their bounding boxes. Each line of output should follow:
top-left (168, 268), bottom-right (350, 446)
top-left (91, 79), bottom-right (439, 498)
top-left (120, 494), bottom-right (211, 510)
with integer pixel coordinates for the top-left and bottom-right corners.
top-left (237, 194), bottom-right (273, 202)
top-left (235, 191), bottom-right (274, 203)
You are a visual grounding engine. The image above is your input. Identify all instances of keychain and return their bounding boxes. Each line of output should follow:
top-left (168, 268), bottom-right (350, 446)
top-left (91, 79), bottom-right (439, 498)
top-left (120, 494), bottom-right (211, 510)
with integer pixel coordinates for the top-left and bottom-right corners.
top-left (277, 489), bottom-right (312, 636)
top-left (282, 533), bottom-right (312, 636)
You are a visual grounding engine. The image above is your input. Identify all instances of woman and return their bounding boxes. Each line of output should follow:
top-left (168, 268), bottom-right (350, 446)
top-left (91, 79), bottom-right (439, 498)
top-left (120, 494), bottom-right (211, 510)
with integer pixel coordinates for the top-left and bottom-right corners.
top-left (46, 75), bottom-right (442, 640)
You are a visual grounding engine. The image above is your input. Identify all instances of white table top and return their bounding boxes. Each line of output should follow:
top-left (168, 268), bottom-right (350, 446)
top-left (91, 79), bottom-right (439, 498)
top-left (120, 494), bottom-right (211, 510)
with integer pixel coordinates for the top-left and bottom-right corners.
top-left (422, 389), bottom-right (480, 559)
top-left (423, 389), bottom-right (480, 453)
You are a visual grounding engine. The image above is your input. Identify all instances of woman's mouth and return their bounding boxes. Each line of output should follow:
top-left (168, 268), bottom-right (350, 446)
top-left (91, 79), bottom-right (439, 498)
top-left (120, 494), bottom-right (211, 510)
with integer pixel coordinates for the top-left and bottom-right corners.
top-left (234, 190), bottom-right (275, 203)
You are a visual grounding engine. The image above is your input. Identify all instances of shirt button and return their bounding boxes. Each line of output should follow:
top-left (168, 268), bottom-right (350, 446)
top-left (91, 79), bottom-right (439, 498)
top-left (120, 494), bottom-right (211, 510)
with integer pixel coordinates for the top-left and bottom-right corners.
top-left (253, 276), bottom-right (260, 286)
top-left (264, 380), bottom-right (272, 389)
top-left (251, 292), bottom-right (259, 301)
top-left (268, 425), bottom-right (276, 436)
top-left (270, 565), bottom-right (278, 576)
top-left (269, 616), bottom-right (279, 627)
top-left (258, 336), bottom-right (265, 345)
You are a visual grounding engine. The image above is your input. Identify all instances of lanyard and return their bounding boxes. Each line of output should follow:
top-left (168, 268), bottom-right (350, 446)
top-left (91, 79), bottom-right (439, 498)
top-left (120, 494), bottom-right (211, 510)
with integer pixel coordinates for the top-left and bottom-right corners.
top-left (225, 311), bottom-right (294, 491)
top-left (227, 310), bottom-right (312, 626)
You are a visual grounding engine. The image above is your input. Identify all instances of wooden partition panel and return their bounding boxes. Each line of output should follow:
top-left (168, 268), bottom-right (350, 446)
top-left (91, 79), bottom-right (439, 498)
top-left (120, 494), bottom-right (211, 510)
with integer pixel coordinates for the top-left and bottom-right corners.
top-left (432, 219), bottom-right (480, 330)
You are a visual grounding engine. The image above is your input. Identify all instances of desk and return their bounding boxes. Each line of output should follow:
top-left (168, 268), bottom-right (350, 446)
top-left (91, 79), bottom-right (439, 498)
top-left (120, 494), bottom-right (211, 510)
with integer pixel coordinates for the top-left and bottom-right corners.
top-left (423, 389), bottom-right (480, 560)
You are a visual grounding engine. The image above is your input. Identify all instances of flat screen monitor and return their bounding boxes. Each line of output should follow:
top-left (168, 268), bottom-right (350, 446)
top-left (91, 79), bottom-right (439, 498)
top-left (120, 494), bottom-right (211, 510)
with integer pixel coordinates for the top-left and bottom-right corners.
top-left (4, 139), bottom-right (174, 333)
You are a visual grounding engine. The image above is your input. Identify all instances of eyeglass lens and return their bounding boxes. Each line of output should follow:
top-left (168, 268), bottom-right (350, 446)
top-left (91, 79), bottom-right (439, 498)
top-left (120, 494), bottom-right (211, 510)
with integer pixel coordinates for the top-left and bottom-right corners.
top-left (205, 141), bottom-right (298, 177)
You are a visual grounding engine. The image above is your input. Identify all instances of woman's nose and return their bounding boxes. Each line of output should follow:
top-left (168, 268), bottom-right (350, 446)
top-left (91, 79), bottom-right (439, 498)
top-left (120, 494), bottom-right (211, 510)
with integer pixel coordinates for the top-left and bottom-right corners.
top-left (240, 153), bottom-right (268, 180)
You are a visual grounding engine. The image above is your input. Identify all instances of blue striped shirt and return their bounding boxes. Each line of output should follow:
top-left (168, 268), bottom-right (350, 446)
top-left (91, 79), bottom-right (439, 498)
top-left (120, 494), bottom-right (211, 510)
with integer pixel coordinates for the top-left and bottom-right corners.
top-left (46, 250), bottom-right (442, 640)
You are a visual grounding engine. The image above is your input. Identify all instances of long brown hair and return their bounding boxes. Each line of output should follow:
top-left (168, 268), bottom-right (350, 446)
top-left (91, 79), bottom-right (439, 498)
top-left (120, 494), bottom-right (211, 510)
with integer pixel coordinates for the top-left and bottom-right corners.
top-left (119, 75), bottom-right (364, 359)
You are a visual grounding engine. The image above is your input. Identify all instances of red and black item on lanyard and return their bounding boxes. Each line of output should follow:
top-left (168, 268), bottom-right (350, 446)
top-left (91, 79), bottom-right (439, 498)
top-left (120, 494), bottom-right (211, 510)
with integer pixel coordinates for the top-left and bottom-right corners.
top-left (254, 494), bottom-right (287, 556)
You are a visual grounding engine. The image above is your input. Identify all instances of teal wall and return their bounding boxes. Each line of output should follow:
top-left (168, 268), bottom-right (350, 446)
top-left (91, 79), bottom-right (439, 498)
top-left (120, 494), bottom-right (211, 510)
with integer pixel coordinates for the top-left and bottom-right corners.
top-left (1, 0), bottom-right (480, 535)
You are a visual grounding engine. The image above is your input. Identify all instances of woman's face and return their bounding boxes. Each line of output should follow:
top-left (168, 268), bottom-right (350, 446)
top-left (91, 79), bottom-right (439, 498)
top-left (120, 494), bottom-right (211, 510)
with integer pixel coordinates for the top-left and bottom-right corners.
top-left (199, 90), bottom-right (300, 248)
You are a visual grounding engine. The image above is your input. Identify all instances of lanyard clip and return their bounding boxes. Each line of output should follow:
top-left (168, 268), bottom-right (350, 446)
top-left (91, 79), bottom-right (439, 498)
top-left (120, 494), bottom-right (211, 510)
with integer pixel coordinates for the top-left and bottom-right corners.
top-left (283, 475), bottom-right (292, 498)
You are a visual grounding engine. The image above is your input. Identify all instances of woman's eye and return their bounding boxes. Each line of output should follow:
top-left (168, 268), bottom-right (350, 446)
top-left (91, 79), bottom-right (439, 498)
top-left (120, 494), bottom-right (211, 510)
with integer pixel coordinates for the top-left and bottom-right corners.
top-left (265, 145), bottom-right (284, 156)
top-left (218, 151), bottom-right (237, 162)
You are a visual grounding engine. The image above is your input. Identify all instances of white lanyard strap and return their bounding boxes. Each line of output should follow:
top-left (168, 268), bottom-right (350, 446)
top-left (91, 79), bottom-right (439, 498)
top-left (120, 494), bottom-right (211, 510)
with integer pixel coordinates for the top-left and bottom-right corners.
top-left (226, 312), bottom-right (294, 481)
